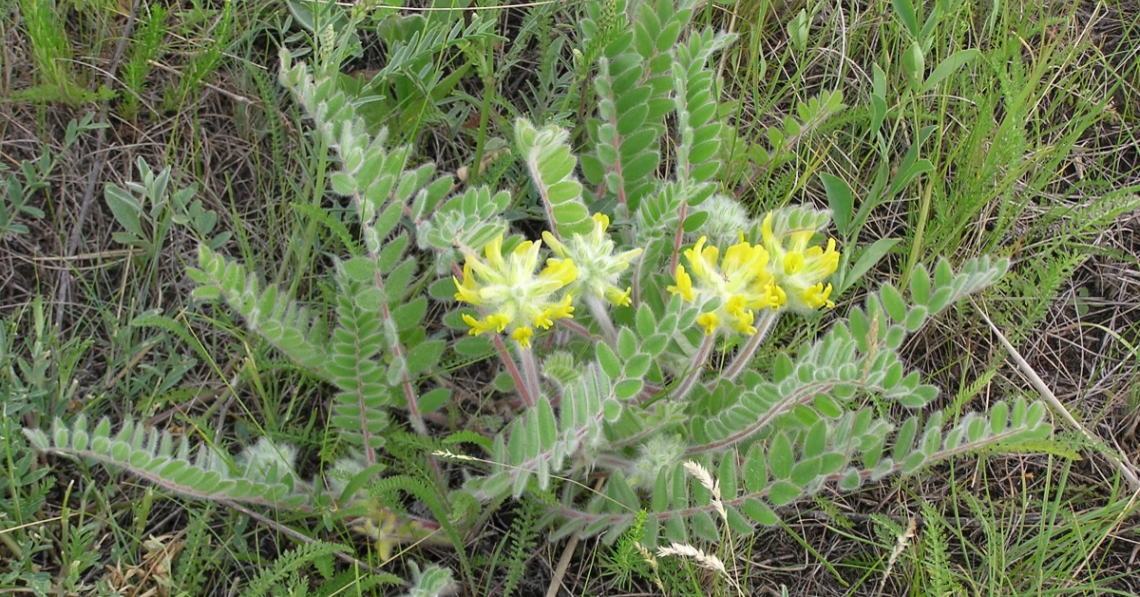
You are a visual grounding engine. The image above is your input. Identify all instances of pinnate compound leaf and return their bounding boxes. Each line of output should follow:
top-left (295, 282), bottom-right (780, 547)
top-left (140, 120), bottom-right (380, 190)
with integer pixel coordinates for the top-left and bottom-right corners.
top-left (27, 417), bottom-right (298, 507)
top-left (516, 119), bottom-right (591, 237)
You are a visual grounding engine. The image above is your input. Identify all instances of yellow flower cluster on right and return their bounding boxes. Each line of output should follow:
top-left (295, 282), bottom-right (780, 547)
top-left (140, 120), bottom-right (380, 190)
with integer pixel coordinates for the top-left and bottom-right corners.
top-left (668, 211), bottom-right (841, 336)
top-left (759, 212), bottom-right (840, 312)
top-left (667, 236), bottom-right (784, 336)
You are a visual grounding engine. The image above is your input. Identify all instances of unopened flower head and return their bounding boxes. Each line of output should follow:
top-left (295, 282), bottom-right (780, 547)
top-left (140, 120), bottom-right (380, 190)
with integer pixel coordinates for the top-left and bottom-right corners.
top-left (760, 211), bottom-right (841, 312)
top-left (667, 236), bottom-right (785, 336)
top-left (701, 194), bottom-right (752, 247)
top-left (453, 235), bottom-right (577, 348)
top-left (542, 213), bottom-right (643, 307)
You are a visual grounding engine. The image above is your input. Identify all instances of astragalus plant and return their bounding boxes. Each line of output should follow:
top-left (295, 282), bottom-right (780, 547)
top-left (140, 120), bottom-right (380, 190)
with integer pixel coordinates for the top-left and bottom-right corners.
top-left (24, 0), bottom-right (1051, 588)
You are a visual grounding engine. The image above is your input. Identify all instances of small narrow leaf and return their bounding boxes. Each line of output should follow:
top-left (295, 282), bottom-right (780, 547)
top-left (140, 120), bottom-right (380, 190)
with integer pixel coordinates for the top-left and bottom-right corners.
top-left (921, 49), bottom-right (980, 93)
top-left (892, 0), bottom-right (919, 37)
top-left (104, 184), bottom-right (145, 238)
top-left (743, 443), bottom-right (769, 494)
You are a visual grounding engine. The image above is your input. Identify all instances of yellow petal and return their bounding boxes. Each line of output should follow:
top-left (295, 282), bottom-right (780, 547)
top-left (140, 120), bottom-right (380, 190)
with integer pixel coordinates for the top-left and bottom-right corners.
top-left (533, 309), bottom-right (554, 329)
top-left (541, 230), bottom-right (568, 258)
top-left (698, 244), bottom-right (720, 279)
top-left (548, 294), bottom-right (575, 320)
top-left (726, 294), bottom-right (748, 317)
top-left (732, 309), bottom-right (757, 335)
top-left (592, 212), bottom-right (610, 232)
top-left (539, 258), bottom-right (578, 288)
top-left (684, 237), bottom-right (709, 279)
top-left (783, 251), bottom-right (805, 275)
top-left (667, 265), bottom-right (696, 302)
top-left (760, 213), bottom-right (776, 251)
top-left (722, 241), bottom-right (752, 276)
top-left (800, 283), bottom-right (835, 309)
top-left (453, 264), bottom-right (482, 305)
top-left (488, 313), bottom-right (511, 332)
top-left (606, 286), bottom-right (633, 307)
top-left (512, 326), bottom-right (534, 348)
top-left (484, 236), bottom-right (505, 271)
top-left (461, 313), bottom-right (484, 336)
top-left (696, 311), bottom-right (719, 336)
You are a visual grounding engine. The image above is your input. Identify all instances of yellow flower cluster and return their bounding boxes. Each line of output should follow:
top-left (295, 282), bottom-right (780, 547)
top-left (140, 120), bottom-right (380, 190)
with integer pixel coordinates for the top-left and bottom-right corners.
top-left (453, 235), bottom-right (577, 348)
top-left (668, 236), bottom-right (784, 336)
top-left (542, 213), bottom-right (643, 308)
top-left (759, 212), bottom-right (840, 312)
top-left (668, 211), bottom-right (841, 336)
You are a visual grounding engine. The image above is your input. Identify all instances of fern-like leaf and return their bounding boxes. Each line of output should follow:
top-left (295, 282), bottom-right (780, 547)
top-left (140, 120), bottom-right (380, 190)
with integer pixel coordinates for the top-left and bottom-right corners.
top-left (24, 415), bottom-right (305, 508)
top-left (189, 245), bottom-right (328, 371)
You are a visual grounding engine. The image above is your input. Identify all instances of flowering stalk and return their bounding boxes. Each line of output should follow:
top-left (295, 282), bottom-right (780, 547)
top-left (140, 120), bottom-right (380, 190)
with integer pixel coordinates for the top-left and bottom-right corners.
top-left (543, 213), bottom-right (641, 343)
top-left (667, 235), bottom-right (784, 337)
top-left (723, 308), bottom-right (780, 381)
top-left (671, 332), bottom-right (717, 402)
top-left (492, 334), bottom-right (534, 408)
top-left (517, 344), bottom-right (543, 407)
top-left (584, 294), bottom-right (617, 343)
top-left (759, 212), bottom-right (840, 312)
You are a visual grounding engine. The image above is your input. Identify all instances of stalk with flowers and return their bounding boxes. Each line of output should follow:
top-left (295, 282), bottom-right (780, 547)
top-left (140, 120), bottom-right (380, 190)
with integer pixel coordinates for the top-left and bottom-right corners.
top-left (24, 0), bottom-right (1053, 586)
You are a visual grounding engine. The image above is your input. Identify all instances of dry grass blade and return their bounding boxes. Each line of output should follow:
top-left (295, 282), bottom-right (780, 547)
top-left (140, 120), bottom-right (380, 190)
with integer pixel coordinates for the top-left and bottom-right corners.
top-left (975, 300), bottom-right (1140, 492)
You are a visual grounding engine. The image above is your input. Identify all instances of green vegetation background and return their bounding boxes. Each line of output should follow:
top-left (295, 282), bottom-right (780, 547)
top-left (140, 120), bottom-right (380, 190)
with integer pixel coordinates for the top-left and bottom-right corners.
top-left (1, 0), bottom-right (1139, 595)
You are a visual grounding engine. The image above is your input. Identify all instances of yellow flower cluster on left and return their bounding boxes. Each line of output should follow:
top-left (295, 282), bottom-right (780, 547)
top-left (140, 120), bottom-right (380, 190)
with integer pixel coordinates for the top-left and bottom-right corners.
top-left (453, 235), bottom-right (577, 348)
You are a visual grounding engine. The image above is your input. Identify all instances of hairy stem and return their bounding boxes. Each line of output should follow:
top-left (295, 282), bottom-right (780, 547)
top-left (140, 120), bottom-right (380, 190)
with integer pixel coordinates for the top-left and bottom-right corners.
top-left (494, 335), bottom-right (533, 408)
top-left (672, 332), bottom-right (716, 402)
top-left (724, 309), bottom-right (780, 381)
top-left (585, 295), bottom-right (617, 344)
top-left (518, 345), bottom-right (543, 408)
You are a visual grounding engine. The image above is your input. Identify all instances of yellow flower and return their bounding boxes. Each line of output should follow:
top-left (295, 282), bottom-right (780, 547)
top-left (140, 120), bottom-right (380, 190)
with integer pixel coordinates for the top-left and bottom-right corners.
top-left (668, 236), bottom-right (784, 336)
top-left (605, 286), bottom-right (633, 307)
top-left (696, 311), bottom-right (719, 336)
top-left (542, 213), bottom-right (642, 308)
top-left (453, 235), bottom-right (577, 348)
top-left (461, 313), bottom-right (509, 335)
top-left (761, 212), bottom-right (840, 312)
top-left (349, 500), bottom-right (437, 563)
top-left (512, 326), bottom-right (534, 348)
top-left (666, 265), bottom-right (696, 301)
